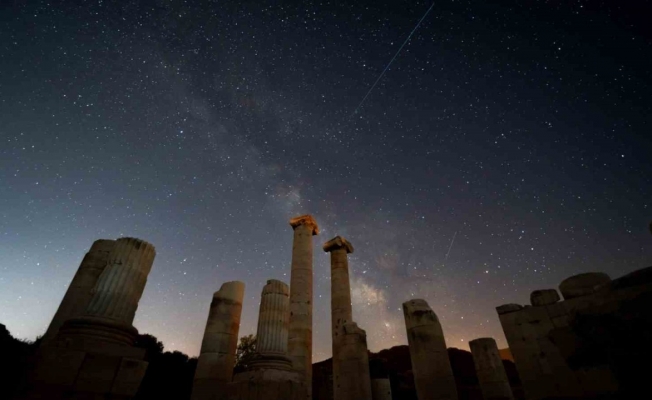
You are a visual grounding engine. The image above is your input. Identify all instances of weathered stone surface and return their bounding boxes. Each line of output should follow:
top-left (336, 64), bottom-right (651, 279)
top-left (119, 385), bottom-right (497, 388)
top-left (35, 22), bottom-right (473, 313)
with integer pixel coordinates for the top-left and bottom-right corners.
top-left (496, 304), bottom-right (523, 315)
top-left (559, 272), bottom-right (611, 300)
top-left (469, 338), bottom-right (514, 400)
top-left (41, 239), bottom-right (116, 346)
top-left (191, 281), bottom-right (245, 400)
top-left (85, 237), bottom-right (156, 324)
top-left (17, 237), bottom-right (156, 400)
top-left (403, 299), bottom-right (457, 400)
top-left (221, 378), bottom-right (307, 400)
top-left (324, 236), bottom-right (372, 400)
top-left (493, 267), bottom-right (652, 400)
top-left (370, 379), bottom-right (392, 400)
top-left (287, 214), bottom-right (318, 395)
top-left (530, 289), bottom-right (560, 306)
top-left (256, 280), bottom-right (290, 357)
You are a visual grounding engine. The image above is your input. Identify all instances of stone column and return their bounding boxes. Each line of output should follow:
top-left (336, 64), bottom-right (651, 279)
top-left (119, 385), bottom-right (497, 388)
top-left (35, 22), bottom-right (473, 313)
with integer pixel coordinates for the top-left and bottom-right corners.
top-left (191, 281), bottom-right (245, 400)
top-left (469, 338), bottom-right (514, 400)
top-left (371, 379), bottom-right (392, 400)
top-left (403, 299), bottom-right (458, 400)
top-left (287, 214), bottom-right (318, 388)
top-left (85, 237), bottom-right (156, 325)
top-left (324, 236), bottom-right (372, 400)
top-left (255, 279), bottom-right (291, 360)
top-left (41, 239), bottom-right (115, 346)
top-left (370, 359), bottom-right (392, 400)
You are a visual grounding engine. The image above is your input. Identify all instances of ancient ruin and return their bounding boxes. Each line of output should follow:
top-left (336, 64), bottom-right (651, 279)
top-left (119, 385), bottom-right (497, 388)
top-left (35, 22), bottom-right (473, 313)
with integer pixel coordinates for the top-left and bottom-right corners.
top-left (287, 214), bottom-right (319, 395)
top-left (403, 299), bottom-right (458, 400)
top-left (41, 239), bottom-right (116, 346)
top-left (324, 236), bottom-right (372, 400)
top-left (226, 279), bottom-right (306, 400)
top-left (192, 281), bottom-right (245, 400)
top-left (18, 237), bottom-right (156, 400)
top-left (497, 267), bottom-right (652, 399)
top-left (469, 337), bottom-right (513, 400)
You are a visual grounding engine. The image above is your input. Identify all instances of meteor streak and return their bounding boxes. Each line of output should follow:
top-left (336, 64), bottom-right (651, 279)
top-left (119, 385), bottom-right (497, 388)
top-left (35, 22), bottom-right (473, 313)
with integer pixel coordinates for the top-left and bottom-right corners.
top-left (351, 2), bottom-right (435, 116)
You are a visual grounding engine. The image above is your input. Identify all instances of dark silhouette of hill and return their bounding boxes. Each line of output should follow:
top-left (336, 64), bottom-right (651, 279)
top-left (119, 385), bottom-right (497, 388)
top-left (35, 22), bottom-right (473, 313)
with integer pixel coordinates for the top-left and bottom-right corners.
top-left (1, 323), bottom-right (39, 398)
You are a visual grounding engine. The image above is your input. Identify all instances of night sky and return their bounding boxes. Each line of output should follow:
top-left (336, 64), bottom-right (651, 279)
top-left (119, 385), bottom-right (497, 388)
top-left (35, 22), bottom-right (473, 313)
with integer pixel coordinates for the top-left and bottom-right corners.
top-left (1, 0), bottom-right (651, 361)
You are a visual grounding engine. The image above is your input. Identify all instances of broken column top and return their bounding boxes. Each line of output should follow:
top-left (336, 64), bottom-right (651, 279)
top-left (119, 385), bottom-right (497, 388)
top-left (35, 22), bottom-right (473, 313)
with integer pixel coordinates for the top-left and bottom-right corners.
top-left (530, 289), bottom-right (560, 306)
top-left (496, 303), bottom-right (523, 315)
top-left (402, 299), bottom-right (441, 329)
top-left (263, 279), bottom-right (289, 295)
top-left (469, 337), bottom-right (496, 347)
top-left (323, 236), bottom-right (354, 253)
top-left (289, 214), bottom-right (319, 235)
top-left (559, 272), bottom-right (611, 300)
top-left (89, 239), bottom-right (116, 252)
top-left (214, 281), bottom-right (245, 301)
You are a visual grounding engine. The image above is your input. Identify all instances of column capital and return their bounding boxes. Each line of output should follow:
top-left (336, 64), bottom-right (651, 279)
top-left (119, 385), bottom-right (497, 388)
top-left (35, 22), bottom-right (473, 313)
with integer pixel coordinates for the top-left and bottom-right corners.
top-left (323, 236), bottom-right (354, 253)
top-left (289, 214), bottom-right (319, 235)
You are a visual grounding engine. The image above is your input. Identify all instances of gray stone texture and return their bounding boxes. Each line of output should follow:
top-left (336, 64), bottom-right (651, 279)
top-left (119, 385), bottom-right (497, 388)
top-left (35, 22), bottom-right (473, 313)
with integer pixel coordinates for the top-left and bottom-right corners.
top-left (370, 379), bottom-right (392, 400)
top-left (192, 281), bottom-right (245, 400)
top-left (323, 236), bottom-right (372, 400)
top-left (495, 268), bottom-right (652, 400)
top-left (287, 214), bottom-right (318, 393)
top-left (41, 239), bottom-right (116, 346)
top-left (403, 299), bottom-right (458, 400)
top-left (469, 337), bottom-right (513, 400)
top-left (530, 289), bottom-right (560, 306)
top-left (17, 237), bottom-right (156, 400)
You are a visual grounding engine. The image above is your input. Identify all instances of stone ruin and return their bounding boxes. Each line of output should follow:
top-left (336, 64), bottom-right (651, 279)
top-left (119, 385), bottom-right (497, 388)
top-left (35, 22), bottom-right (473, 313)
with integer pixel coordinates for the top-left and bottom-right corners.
top-left (497, 267), bottom-right (652, 399)
top-left (14, 219), bottom-right (652, 400)
top-left (16, 237), bottom-right (156, 400)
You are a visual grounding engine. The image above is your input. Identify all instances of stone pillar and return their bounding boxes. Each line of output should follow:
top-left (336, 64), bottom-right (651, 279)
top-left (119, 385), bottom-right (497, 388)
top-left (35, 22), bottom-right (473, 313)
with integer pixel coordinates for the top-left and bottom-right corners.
top-left (18, 237), bottom-right (156, 400)
top-left (191, 281), bottom-right (245, 400)
top-left (469, 338), bottom-right (514, 400)
top-left (41, 239), bottom-right (115, 346)
top-left (255, 279), bottom-right (291, 361)
top-left (324, 236), bottom-right (372, 400)
top-left (371, 379), bottom-right (392, 400)
top-left (84, 237), bottom-right (156, 325)
top-left (403, 299), bottom-right (458, 400)
top-left (287, 214), bottom-right (318, 389)
top-left (369, 359), bottom-right (392, 400)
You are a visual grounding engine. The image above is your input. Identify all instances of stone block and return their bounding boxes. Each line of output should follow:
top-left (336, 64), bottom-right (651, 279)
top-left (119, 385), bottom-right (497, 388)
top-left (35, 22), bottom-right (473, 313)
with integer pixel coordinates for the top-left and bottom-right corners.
top-left (31, 346), bottom-right (87, 387)
top-left (73, 353), bottom-right (122, 394)
top-left (496, 304), bottom-right (522, 315)
top-left (110, 357), bottom-right (149, 396)
top-left (530, 289), bottom-right (560, 306)
top-left (559, 272), bottom-right (611, 300)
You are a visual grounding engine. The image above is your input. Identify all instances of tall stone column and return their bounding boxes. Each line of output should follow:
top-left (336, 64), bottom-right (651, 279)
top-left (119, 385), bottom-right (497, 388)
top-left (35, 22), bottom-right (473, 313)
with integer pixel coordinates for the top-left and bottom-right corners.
top-left (371, 379), bottom-right (392, 400)
top-left (403, 299), bottom-right (458, 400)
top-left (469, 338), bottom-right (514, 400)
top-left (287, 214), bottom-right (318, 389)
top-left (191, 281), bottom-right (245, 400)
top-left (324, 236), bottom-right (372, 400)
top-left (41, 239), bottom-right (115, 346)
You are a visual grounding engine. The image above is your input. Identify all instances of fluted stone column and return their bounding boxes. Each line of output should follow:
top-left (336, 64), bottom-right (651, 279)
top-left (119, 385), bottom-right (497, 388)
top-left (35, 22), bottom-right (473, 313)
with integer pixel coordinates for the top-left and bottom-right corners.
top-left (192, 281), bottom-right (245, 400)
top-left (287, 214), bottom-right (318, 389)
top-left (469, 338), bottom-right (514, 400)
top-left (403, 299), bottom-right (458, 400)
top-left (41, 239), bottom-right (115, 346)
top-left (251, 279), bottom-right (292, 369)
top-left (21, 237), bottom-right (156, 400)
top-left (324, 236), bottom-right (372, 400)
top-left (84, 238), bottom-right (156, 324)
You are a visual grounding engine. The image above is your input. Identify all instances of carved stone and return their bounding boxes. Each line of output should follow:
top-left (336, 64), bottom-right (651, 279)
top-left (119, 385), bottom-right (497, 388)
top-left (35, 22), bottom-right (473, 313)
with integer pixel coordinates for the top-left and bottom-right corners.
top-left (192, 281), bottom-right (245, 400)
top-left (469, 338), bottom-right (514, 400)
top-left (403, 299), bottom-right (458, 400)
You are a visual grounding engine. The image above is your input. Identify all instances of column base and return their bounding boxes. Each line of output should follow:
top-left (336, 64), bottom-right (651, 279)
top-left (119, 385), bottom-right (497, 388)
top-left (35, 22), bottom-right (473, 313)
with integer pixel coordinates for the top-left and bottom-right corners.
top-left (16, 318), bottom-right (147, 400)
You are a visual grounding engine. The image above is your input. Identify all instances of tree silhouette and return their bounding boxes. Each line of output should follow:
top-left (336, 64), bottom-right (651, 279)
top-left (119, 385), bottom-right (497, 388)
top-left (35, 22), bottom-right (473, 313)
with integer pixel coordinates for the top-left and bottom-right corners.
top-left (234, 334), bottom-right (257, 374)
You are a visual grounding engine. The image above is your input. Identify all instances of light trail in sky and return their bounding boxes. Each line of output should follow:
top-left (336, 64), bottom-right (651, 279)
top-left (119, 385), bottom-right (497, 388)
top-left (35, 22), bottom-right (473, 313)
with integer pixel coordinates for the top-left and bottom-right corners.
top-left (351, 2), bottom-right (435, 116)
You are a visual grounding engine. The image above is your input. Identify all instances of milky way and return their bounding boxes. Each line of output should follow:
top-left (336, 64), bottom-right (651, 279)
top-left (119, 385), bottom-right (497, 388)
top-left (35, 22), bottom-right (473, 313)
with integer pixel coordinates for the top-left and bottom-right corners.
top-left (1, 1), bottom-right (651, 361)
